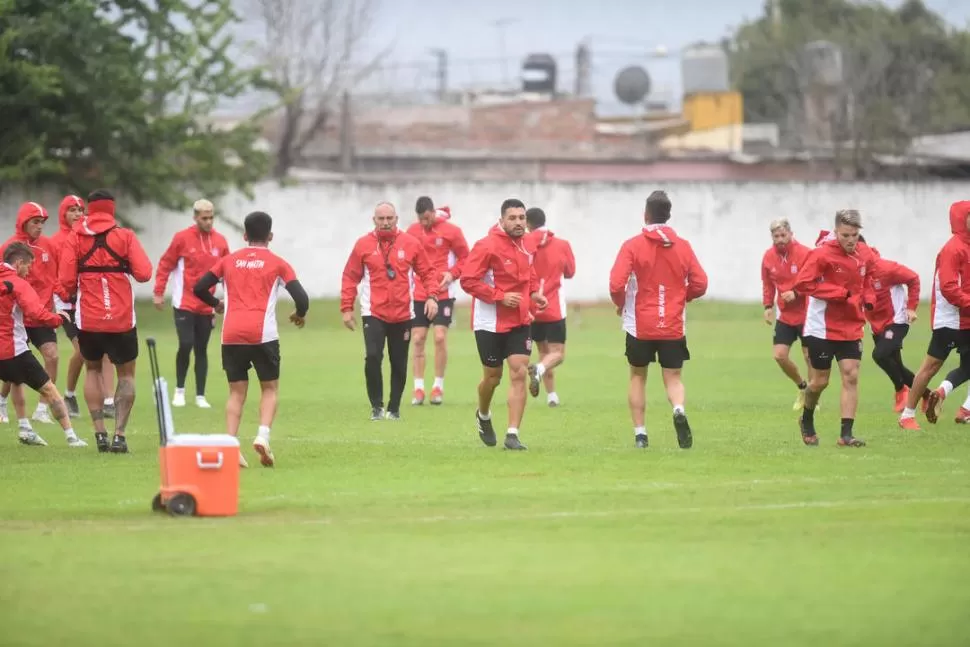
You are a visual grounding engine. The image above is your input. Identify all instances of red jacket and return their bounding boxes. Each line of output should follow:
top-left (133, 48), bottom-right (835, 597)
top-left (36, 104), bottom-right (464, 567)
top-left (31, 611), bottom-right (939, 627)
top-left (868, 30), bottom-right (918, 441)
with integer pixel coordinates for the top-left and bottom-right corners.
top-left (761, 239), bottom-right (810, 326)
top-left (0, 263), bottom-right (62, 360)
top-left (794, 238), bottom-right (876, 341)
top-left (50, 195), bottom-right (84, 311)
top-left (405, 217), bottom-right (469, 301)
top-left (608, 224), bottom-right (708, 340)
top-left (930, 201), bottom-right (970, 330)
top-left (526, 228), bottom-right (575, 323)
top-left (864, 251), bottom-right (920, 336)
top-left (340, 228), bottom-right (437, 324)
top-left (154, 225), bottom-right (230, 315)
top-left (57, 199), bottom-right (154, 333)
top-left (460, 226), bottom-right (540, 333)
top-left (0, 203), bottom-right (59, 328)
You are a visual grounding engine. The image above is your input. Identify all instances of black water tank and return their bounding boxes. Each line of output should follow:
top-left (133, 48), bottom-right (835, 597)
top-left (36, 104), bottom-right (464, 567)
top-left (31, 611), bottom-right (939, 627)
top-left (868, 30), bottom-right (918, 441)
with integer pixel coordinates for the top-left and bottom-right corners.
top-left (522, 53), bottom-right (556, 94)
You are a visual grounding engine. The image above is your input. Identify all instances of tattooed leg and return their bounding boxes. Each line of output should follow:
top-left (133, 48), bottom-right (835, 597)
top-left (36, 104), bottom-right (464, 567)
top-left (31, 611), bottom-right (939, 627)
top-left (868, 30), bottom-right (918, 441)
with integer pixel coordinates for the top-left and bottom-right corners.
top-left (113, 361), bottom-right (137, 435)
top-left (84, 359), bottom-right (107, 434)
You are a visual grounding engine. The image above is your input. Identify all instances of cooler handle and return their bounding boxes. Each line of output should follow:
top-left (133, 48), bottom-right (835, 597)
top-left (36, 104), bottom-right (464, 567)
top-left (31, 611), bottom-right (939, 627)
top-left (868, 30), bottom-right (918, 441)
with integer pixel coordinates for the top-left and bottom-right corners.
top-left (196, 451), bottom-right (224, 470)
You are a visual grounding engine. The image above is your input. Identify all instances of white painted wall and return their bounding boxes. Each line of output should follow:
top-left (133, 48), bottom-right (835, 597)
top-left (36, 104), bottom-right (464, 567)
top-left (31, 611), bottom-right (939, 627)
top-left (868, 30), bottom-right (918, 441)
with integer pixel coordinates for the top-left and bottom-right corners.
top-left (2, 180), bottom-right (965, 303)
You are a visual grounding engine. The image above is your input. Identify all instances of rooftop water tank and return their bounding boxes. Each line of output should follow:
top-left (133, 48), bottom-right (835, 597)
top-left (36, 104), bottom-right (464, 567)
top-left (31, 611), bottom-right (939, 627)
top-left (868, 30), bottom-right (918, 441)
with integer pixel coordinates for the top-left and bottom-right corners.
top-left (681, 44), bottom-right (729, 94)
top-left (522, 53), bottom-right (557, 94)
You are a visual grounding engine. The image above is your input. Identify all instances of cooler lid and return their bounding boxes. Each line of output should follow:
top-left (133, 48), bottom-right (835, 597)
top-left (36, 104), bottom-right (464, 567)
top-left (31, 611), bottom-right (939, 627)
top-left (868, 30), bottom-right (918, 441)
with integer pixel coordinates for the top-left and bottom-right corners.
top-left (167, 434), bottom-right (241, 448)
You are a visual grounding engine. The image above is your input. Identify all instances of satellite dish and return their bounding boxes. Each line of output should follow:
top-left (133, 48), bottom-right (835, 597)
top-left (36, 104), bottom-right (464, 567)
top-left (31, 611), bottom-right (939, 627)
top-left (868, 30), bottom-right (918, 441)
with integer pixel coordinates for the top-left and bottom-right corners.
top-left (614, 66), bottom-right (651, 106)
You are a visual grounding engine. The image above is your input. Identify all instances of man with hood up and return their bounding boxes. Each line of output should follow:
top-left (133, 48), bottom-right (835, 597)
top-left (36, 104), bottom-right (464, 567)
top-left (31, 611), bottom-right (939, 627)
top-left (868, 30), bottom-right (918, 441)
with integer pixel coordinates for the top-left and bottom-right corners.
top-left (57, 189), bottom-right (153, 454)
top-left (609, 190), bottom-right (708, 450)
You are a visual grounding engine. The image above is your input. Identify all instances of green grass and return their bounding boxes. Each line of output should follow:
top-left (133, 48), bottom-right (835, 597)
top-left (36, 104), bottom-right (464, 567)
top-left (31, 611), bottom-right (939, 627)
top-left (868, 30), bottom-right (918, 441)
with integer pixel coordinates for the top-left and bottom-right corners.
top-left (1, 300), bottom-right (968, 647)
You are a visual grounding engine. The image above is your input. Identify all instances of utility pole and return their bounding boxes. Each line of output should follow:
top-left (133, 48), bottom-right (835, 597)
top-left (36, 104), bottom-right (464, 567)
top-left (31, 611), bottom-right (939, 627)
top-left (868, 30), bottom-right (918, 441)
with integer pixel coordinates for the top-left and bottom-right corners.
top-left (491, 17), bottom-right (517, 87)
top-left (429, 48), bottom-right (448, 101)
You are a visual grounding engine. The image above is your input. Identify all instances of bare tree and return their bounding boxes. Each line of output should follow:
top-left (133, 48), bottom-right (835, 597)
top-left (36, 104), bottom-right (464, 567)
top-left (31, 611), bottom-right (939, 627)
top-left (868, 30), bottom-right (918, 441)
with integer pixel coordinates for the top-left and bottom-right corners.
top-left (247, 0), bottom-right (388, 178)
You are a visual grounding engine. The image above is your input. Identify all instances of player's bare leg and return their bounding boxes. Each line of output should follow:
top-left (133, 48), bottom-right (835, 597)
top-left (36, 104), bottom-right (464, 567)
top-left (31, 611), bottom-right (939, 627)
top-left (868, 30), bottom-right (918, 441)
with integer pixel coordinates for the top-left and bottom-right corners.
top-left (31, 341), bottom-right (59, 423)
top-left (83, 359), bottom-right (110, 452)
top-left (800, 367), bottom-right (830, 445)
top-left (901, 355), bottom-right (943, 430)
top-left (629, 365), bottom-right (648, 448)
top-left (37, 381), bottom-right (85, 446)
top-left (773, 343), bottom-right (807, 411)
top-left (252, 379), bottom-right (278, 467)
top-left (504, 354), bottom-right (529, 450)
top-left (430, 325), bottom-right (449, 404)
top-left (109, 360), bottom-right (136, 453)
top-left (475, 364), bottom-right (502, 447)
top-left (64, 337), bottom-right (83, 417)
top-left (410, 326), bottom-right (428, 404)
top-left (662, 367), bottom-right (692, 449)
top-left (101, 355), bottom-right (116, 418)
top-left (225, 380), bottom-right (250, 467)
top-left (836, 358), bottom-right (864, 446)
top-left (0, 380), bottom-right (11, 423)
top-left (532, 340), bottom-right (565, 405)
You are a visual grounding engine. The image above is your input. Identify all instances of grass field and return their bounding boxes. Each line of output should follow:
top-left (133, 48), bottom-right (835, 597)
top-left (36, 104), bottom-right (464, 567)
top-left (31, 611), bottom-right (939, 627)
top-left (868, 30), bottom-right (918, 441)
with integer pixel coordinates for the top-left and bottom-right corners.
top-left (1, 300), bottom-right (968, 647)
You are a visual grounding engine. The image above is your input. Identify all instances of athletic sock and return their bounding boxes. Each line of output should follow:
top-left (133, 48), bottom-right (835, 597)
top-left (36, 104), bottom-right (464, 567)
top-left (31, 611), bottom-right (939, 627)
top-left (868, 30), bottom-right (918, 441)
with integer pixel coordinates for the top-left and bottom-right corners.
top-left (18, 418), bottom-right (30, 430)
top-left (535, 364), bottom-right (546, 378)
top-left (840, 418), bottom-right (854, 438)
top-left (433, 377), bottom-right (444, 389)
top-left (634, 425), bottom-right (646, 438)
top-left (547, 392), bottom-right (560, 404)
top-left (64, 390), bottom-right (75, 398)
top-left (104, 397), bottom-right (114, 406)
top-left (414, 378), bottom-right (425, 391)
top-left (673, 405), bottom-right (685, 415)
top-left (64, 427), bottom-right (77, 439)
top-left (802, 406), bottom-right (815, 425)
top-left (507, 427), bottom-right (518, 436)
top-left (477, 410), bottom-right (491, 421)
top-left (35, 402), bottom-right (48, 413)
top-left (962, 390), bottom-right (970, 409)
top-left (941, 380), bottom-right (954, 396)
top-left (257, 425), bottom-right (271, 441)
top-left (901, 407), bottom-right (916, 419)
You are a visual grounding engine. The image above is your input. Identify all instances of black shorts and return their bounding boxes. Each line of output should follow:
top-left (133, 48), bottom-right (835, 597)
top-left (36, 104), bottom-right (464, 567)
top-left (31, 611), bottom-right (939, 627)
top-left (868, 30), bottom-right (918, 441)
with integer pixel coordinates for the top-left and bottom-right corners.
top-left (0, 351), bottom-right (51, 390)
top-left (25, 326), bottom-right (57, 348)
top-left (625, 334), bottom-right (690, 369)
top-left (174, 308), bottom-right (215, 344)
top-left (772, 321), bottom-right (803, 347)
top-left (412, 299), bottom-right (455, 328)
top-left (61, 310), bottom-right (78, 341)
top-left (804, 336), bottom-right (863, 371)
top-left (77, 328), bottom-right (139, 365)
top-left (222, 341), bottom-right (281, 383)
top-left (926, 328), bottom-right (970, 361)
top-left (531, 319), bottom-right (567, 344)
top-left (474, 325), bottom-right (532, 368)
top-left (871, 323), bottom-right (909, 352)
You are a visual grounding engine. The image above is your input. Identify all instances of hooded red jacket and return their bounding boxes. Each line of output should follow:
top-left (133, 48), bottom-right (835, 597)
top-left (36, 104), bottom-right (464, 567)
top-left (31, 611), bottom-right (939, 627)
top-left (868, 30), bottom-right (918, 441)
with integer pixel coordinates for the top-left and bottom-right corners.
top-left (761, 239), bottom-right (811, 327)
top-left (57, 199), bottom-right (154, 333)
top-left (609, 224), bottom-right (708, 340)
top-left (461, 225), bottom-right (540, 333)
top-left (405, 216), bottom-right (469, 301)
top-left (50, 195), bottom-right (84, 311)
top-left (0, 203), bottom-right (59, 328)
top-left (340, 228), bottom-right (437, 324)
top-left (0, 264), bottom-right (62, 360)
top-left (864, 248), bottom-right (920, 336)
top-left (154, 225), bottom-right (230, 315)
top-left (794, 238), bottom-right (876, 341)
top-left (525, 227), bottom-right (576, 323)
top-left (929, 201), bottom-right (970, 330)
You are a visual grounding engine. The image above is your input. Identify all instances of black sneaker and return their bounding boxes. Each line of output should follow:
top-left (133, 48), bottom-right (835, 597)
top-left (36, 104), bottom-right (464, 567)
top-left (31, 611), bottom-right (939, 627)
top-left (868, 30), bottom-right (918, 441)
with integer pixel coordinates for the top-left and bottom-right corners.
top-left (504, 433), bottom-right (527, 450)
top-left (635, 433), bottom-right (648, 449)
top-left (103, 403), bottom-right (115, 419)
top-left (109, 434), bottom-right (128, 454)
top-left (527, 364), bottom-right (540, 398)
top-left (95, 431), bottom-right (110, 453)
top-left (799, 416), bottom-right (819, 446)
top-left (64, 395), bottom-right (80, 418)
top-left (370, 407), bottom-right (385, 421)
top-left (385, 410), bottom-right (400, 420)
top-left (476, 411), bottom-right (496, 447)
top-left (673, 411), bottom-right (692, 449)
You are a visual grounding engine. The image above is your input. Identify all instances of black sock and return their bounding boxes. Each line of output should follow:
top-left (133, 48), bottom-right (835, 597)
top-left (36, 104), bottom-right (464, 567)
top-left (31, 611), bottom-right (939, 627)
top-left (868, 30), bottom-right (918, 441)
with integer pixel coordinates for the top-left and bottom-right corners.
top-left (802, 406), bottom-right (815, 423)
top-left (798, 381), bottom-right (807, 390)
top-left (841, 418), bottom-right (854, 438)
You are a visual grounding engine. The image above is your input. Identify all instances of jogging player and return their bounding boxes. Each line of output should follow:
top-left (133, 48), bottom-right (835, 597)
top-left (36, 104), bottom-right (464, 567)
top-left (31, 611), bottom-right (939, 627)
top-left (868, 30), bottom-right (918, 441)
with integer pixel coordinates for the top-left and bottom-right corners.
top-left (406, 196), bottom-right (469, 406)
top-left (524, 206), bottom-right (575, 406)
top-left (194, 210), bottom-right (308, 468)
top-left (460, 198), bottom-right (548, 451)
top-left (341, 202), bottom-right (438, 420)
top-left (0, 242), bottom-right (86, 447)
top-left (609, 190), bottom-right (708, 449)
top-left (57, 189), bottom-right (153, 453)
top-left (154, 198), bottom-right (230, 409)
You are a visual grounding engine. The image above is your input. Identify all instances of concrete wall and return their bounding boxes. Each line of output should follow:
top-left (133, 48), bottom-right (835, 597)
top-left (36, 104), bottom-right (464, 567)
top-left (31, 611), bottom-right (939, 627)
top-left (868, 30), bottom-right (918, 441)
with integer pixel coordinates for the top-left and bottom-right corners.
top-left (2, 180), bottom-right (966, 303)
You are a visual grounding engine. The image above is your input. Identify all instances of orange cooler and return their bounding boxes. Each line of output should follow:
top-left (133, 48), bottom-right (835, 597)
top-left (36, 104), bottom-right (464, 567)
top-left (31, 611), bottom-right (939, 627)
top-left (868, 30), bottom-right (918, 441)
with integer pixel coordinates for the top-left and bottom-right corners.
top-left (158, 434), bottom-right (241, 516)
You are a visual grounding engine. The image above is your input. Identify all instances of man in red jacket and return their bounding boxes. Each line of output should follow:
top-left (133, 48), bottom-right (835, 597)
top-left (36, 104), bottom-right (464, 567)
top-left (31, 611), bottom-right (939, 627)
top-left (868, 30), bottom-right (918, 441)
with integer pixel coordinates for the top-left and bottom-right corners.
top-left (792, 209), bottom-right (874, 447)
top-left (524, 207), bottom-right (575, 406)
top-left (341, 202), bottom-right (438, 421)
top-left (58, 190), bottom-right (153, 453)
top-left (406, 196), bottom-right (469, 406)
top-left (609, 190), bottom-right (707, 450)
top-left (461, 198), bottom-right (548, 450)
top-left (153, 198), bottom-right (230, 410)
top-left (761, 218), bottom-right (813, 411)
top-left (899, 201), bottom-right (970, 430)
top-left (0, 243), bottom-right (85, 447)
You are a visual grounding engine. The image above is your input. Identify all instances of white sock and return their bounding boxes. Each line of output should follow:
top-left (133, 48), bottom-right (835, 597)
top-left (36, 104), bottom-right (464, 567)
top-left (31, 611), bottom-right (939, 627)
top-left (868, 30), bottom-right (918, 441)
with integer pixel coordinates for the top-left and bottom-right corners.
top-left (65, 390), bottom-right (75, 398)
top-left (535, 363), bottom-right (546, 378)
top-left (0, 396), bottom-right (7, 407)
top-left (18, 418), bottom-right (30, 429)
top-left (35, 402), bottom-right (48, 413)
top-left (414, 378), bottom-right (425, 391)
top-left (901, 407), bottom-right (916, 419)
top-left (257, 425), bottom-right (271, 440)
top-left (104, 397), bottom-right (114, 406)
top-left (673, 405), bottom-right (685, 415)
top-left (547, 392), bottom-right (559, 403)
top-left (634, 425), bottom-right (646, 437)
top-left (64, 427), bottom-right (77, 439)
top-left (175, 387), bottom-right (185, 395)
top-left (477, 410), bottom-right (491, 421)
top-left (507, 427), bottom-right (518, 436)
top-left (941, 380), bottom-right (954, 396)
top-left (962, 390), bottom-right (970, 409)
top-left (433, 376), bottom-right (444, 389)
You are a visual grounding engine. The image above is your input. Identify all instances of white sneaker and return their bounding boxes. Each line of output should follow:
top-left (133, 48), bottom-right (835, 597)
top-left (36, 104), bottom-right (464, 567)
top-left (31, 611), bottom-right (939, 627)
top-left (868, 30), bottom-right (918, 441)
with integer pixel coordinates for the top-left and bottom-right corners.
top-left (239, 452), bottom-right (249, 468)
top-left (195, 396), bottom-right (212, 409)
top-left (66, 435), bottom-right (88, 448)
top-left (547, 395), bottom-right (561, 408)
top-left (172, 391), bottom-right (186, 407)
top-left (32, 408), bottom-right (54, 424)
top-left (253, 435), bottom-right (274, 467)
top-left (18, 430), bottom-right (47, 446)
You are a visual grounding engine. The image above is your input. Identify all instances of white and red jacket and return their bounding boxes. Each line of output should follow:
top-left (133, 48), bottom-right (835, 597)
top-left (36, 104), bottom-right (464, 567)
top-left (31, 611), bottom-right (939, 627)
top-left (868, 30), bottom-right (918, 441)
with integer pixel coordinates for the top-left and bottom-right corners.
top-left (761, 239), bottom-right (811, 326)
top-left (608, 224), bottom-right (708, 340)
top-left (794, 238), bottom-right (876, 341)
top-left (405, 216), bottom-right (469, 301)
top-left (930, 201), bottom-right (970, 330)
top-left (341, 228), bottom-right (437, 324)
top-left (461, 225), bottom-right (540, 333)
top-left (0, 203), bottom-right (59, 328)
top-left (57, 199), bottom-right (154, 333)
top-left (864, 249), bottom-right (920, 336)
top-left (51, 195), bottom-right (84, 312)
top-left (525, 227), bottom-right (575, 323)
top-left (0, 263), bottom-right (62, 360)
top-left (154, 225), bottom-right (230, 315)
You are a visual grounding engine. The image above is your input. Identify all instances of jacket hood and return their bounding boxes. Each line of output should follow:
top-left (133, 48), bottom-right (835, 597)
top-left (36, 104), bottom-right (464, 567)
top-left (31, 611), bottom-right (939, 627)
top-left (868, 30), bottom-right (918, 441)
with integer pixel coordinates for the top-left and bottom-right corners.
top-left (815, 230), bottom-right (834, 247)
top-left (641, 224), bottom-right (681, 248)
top-left (14, 202), bottom-right (48, 241)
top-left (949, 201), bottom-right (970, 242)
top-left (0, 263), bottom-right (18, 280)
top-left (435, 206), bottom-right (451, 221)
top-left (58, 195), bottom-right (85, 232)
top-left (529, 227), bottom-right (556, 248)
top-left (75, 199), bottom-right (117, 236)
